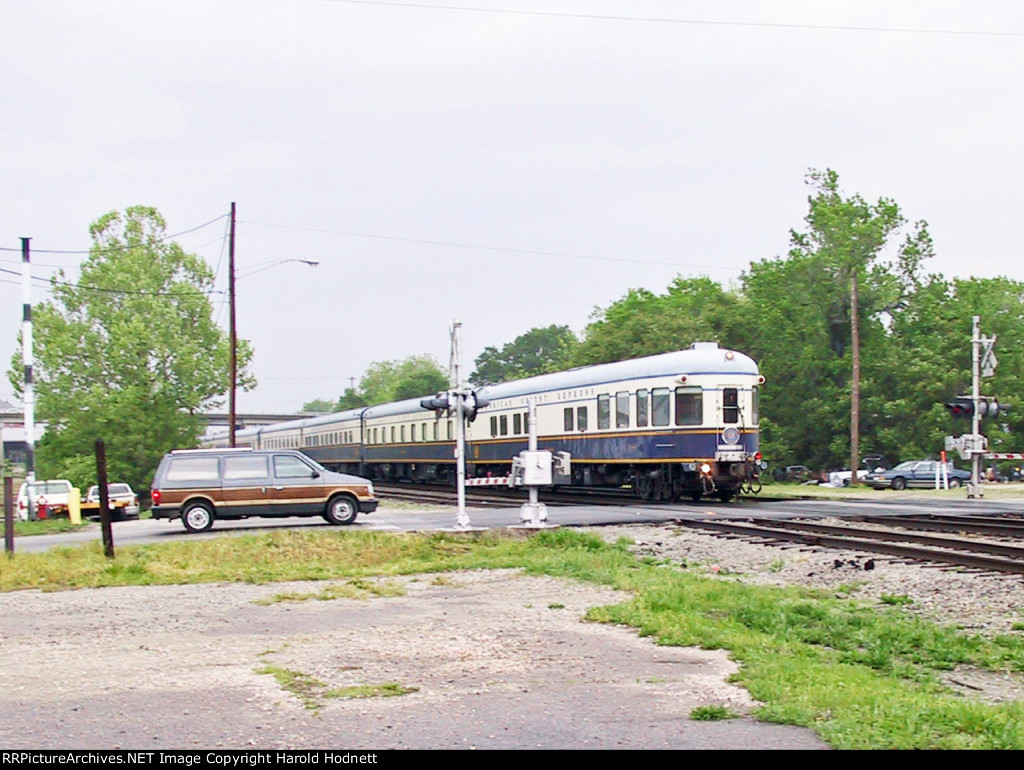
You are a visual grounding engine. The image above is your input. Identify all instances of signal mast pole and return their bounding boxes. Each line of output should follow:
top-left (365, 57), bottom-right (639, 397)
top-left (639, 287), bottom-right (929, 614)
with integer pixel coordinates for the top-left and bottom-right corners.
top-left (969, 315), bottom-right (983, 498)
top-left (450, 321), bottom-right (471, 529)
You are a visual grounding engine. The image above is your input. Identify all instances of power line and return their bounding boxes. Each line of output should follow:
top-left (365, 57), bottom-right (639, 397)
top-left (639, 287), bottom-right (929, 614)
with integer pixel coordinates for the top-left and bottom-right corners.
top-left (241, 220), bottom-right (745, 273)
top-left (0, 213), bottom-right (229, 257)
top-left (0, 266), bottom-right (222, 299)
top-left (324, 0), bottom-right (1024, 37)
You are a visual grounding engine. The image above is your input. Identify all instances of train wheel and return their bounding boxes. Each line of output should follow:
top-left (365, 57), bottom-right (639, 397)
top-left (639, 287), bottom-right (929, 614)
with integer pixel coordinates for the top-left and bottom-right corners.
top-left (635, 477), bottom-right (655, 501)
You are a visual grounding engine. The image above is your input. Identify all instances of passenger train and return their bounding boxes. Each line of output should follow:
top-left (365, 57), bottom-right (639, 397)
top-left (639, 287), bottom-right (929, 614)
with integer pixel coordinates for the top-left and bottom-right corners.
top-left (215, 342), bottom-right (764, 502)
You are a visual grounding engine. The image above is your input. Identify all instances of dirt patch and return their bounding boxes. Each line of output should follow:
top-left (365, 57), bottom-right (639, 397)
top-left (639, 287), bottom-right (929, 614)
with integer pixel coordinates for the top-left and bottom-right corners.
top-left (0, 570), bottom-right (828, 750)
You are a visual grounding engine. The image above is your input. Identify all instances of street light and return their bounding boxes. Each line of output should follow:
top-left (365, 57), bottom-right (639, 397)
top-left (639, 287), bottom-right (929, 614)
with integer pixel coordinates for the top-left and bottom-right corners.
top-left (227, 202), bottom-right (319, 447)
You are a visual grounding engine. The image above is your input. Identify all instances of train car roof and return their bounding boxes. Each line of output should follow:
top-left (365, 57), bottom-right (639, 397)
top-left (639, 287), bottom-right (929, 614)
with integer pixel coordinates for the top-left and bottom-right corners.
top-left (478, 342), bottom-right (759, 402)
top-left (363, 343), bottom-right (758, 419)
top-left (233, 343), bottom-right (759, 430)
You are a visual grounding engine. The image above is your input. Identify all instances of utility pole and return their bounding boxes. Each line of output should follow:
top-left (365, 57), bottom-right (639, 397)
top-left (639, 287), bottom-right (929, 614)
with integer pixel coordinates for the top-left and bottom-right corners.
top-left (228, 202), bottom-right (237, 448)
top-left (849, 269), bottom-right (861, 485)
top-left (21, 237), bottom-right (36, 520)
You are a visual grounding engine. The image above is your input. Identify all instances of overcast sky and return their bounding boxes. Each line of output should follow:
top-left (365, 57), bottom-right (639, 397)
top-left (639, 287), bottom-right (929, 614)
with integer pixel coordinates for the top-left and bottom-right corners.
top-left (3, 0), bottom-right (1022, 415)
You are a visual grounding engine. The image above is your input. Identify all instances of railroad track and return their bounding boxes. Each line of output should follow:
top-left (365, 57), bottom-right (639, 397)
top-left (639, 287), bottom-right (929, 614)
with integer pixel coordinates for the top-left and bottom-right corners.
top-left (678, 516), bottom-right (1024, 576)
top-left (375, 483), bottom-right (638, 509)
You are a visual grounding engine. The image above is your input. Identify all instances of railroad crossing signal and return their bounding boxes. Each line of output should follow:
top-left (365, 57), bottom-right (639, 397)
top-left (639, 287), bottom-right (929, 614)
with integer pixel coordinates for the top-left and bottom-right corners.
top-left (945, 396), bottom-right (1005, 420)
top-left (981, 335), bottom-right (998, 377)
top-left (945, 396), bottom-right (974, 419)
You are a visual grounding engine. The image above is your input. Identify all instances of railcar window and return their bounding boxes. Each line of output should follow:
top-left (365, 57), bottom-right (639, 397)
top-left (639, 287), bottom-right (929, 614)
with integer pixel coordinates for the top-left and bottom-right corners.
top-left (597, 394), bottom-right (611, 430)
top-left (400, 425), bottom-right (406, 443)
top-left (577, 405), bottom-right (588, 431)
top-left (723, 387), bottom-right (739, 424)
top-left (563, 407), bottom-right (574, 432)
top-left (411, 424), bottom-right (417, 442)
top-left (752, 386), bottom-right (759, 425)
top-left (522, 412), bottom-right (529, 433)
top-left (616, 391), bottom-right (630, 429)
top-left (447, 421), bottom-right (453, 440)
top-left (490, 416), bottom-right (498, 437)
top-left (651, 388), bottom-right (670, 426)
top-left (390, 426), bottom-right (395, 443)
top-left (433, 423), bottom-right (438, 441)
top-left (636, 389), bottom-right (649, 427)
top-left (499, 415), bottom-right (508, 436)
top-left (513, 413), bottom-right (522, 434)
top-left (675, 386), bottom-right (703, 426)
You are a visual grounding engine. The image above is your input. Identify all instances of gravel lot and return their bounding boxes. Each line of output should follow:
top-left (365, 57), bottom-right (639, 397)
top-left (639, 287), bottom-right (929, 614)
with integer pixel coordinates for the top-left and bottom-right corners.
top-left (4, 518), bottom-right (1024, 749)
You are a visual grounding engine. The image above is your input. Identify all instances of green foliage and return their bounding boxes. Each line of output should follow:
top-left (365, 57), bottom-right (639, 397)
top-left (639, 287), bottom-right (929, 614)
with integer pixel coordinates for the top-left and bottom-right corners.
top-left (358, 355), bottom-right (448, 405)
top-left (7, 207), bottom-right (252, 493)
top-left (471, 324), bottom-right (579, 385)
top-left (574, 277), bottom-right (746, 366)
top-left (690, 704), bottom-right (738, 721)
top-left (300, 398), bottom-right (336, 413)
top-left (569, 168), bottom-right (1024, 472)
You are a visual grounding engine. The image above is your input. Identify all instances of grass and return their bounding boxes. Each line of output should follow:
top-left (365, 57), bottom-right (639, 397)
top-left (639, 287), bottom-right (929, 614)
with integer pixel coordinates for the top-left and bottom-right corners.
top-left (3, 527), bottom-right (1024, 748)
top-left (760, 481), bottom-right (1024, 501)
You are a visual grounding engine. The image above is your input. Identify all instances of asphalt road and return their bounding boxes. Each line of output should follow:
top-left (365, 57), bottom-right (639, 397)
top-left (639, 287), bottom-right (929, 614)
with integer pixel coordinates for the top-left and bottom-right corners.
top-left (11, 493), bottom-right (1024, 554)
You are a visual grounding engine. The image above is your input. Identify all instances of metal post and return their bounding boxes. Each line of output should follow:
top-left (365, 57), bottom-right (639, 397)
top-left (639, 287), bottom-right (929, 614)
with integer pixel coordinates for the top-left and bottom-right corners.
top-left (4, 475), bottom-right (13, 554)
top-left (228, 202), bottom-right (237, 448)
top-left (450, 322), bottom-right (471, 530)
top-left (969, 315), bottom-right (983, 498)
top-left (95, 439), bottom-right (114, 559)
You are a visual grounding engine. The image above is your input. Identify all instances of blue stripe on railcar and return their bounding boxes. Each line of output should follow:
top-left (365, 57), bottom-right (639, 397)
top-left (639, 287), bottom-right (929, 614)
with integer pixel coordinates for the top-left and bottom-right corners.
top-left (471, 430), bottom-right (757, 463)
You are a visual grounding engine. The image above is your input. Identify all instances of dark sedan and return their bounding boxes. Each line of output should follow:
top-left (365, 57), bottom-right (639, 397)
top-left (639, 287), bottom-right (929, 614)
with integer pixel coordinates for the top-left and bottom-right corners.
top-left (865, 460), bottom-right (971, 490)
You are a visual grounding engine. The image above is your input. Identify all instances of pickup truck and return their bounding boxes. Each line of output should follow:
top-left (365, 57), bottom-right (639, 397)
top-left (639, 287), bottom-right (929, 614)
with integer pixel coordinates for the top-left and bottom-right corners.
top-left (81, 483), bottom-right (140, 520)
top-left (16, 479), bottom-right (74, 520)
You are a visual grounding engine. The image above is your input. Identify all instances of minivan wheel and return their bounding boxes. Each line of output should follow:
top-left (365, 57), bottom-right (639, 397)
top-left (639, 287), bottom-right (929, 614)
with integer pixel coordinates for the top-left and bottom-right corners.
top-left (948, 478), bottom-right (963, 489)
top-left (324, 495), bottom-right (358, 525)
top-left (182, 502), bottom-right (215, 533)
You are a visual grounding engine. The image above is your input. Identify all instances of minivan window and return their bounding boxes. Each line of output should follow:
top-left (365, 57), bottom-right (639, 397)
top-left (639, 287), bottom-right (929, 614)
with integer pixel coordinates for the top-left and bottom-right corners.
top-left (165, 457), bottom-right (219, 482)
top-left (224, 455), bottom-right (270, 480)
top-left (274, 454), bottom-right (316, 478)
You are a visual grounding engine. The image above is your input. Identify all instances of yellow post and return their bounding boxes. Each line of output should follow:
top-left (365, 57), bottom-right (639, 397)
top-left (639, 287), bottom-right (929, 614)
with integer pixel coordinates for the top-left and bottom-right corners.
top-left (68, 489), bottom-right (82, 525)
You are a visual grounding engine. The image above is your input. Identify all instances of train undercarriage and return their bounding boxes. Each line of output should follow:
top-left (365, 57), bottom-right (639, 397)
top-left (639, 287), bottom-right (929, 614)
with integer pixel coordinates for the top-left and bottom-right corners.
top-left (327, 458), bottom-right (760, 503)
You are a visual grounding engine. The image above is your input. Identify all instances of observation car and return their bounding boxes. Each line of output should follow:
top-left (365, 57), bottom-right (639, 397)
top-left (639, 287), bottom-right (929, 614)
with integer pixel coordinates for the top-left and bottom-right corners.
top-left (217, 342), bottom-right (763, 502)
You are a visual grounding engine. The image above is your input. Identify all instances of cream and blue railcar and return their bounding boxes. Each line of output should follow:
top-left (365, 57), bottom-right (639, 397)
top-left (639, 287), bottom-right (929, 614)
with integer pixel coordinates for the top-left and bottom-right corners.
top-left (224, 342), bottom-right (762, 501)
top-left (467, 342), bottom-right (761, 500)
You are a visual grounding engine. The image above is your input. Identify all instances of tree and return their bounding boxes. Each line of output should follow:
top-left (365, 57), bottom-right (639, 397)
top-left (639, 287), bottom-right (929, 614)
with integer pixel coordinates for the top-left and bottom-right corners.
top-left (573, 277), bottom-right (746, 367)
top-left (781, 169), bottom-right (927, 477)
top-left (358, 355), bottom-right (448, 405)
top-left (335, 387), bottom-right (368, 411)
top-left (471, 325), bottom-right (579, 385)
top-left (7, 206), bottom-right (253, 493)
top-left (301, 398), bottom-right (336, 413)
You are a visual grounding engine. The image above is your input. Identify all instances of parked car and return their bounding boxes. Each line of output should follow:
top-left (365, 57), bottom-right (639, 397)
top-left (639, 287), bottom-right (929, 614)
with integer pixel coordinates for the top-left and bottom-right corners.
top-left (864, 460), bottom-right (971, 490)
top-left (83, 483), bottom-right (140, 520)
top-left (150, 448), bottom-right (379, 533)
top-left (777, 465), bottom-right (817, 483)
top-left (825, 470), bottom-right (870, 487)
top-left (15, 479), bottom-right (74, 520)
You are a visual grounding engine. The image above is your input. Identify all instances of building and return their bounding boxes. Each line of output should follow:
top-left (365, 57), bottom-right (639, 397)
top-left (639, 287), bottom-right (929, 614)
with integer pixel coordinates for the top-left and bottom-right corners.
top-left (0, 399), bottom-right (28, 467)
